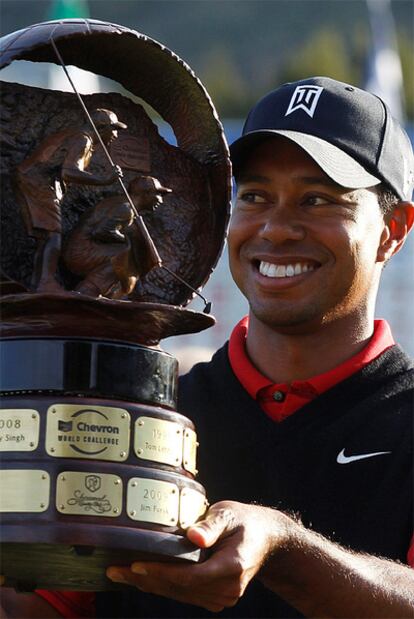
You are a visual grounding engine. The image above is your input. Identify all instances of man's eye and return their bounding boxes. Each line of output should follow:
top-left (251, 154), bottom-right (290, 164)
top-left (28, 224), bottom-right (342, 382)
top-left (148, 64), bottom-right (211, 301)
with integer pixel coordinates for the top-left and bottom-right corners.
top-left (238, 192), bottom-right (267, 204)
top-left (304, 195), bottom-right (331, 206)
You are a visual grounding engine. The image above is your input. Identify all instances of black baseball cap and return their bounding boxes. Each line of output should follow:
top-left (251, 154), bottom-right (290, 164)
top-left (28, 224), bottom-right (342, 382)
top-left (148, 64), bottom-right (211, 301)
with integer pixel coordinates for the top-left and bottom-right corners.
top-left (230, 77), bottom-right (414, 201)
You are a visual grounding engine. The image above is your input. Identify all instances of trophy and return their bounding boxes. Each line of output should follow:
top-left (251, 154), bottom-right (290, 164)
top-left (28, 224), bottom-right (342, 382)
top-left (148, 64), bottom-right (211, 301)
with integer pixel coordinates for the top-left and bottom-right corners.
top-left (0, 19), bottom-right (231, 591)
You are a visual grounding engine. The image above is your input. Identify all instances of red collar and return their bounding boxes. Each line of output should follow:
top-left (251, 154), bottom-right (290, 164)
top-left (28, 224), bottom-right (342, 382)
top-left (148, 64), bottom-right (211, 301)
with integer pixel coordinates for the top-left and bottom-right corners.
top-left (228, 317), bottom-right (394, 422)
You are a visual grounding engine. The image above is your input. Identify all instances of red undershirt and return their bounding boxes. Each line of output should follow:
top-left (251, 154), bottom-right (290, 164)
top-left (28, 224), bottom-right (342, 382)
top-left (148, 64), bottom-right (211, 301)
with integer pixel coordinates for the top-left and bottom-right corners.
top-left (35, 591), bottom-right (95, 618)
top-left (37, 317), bottom-right (413, 616)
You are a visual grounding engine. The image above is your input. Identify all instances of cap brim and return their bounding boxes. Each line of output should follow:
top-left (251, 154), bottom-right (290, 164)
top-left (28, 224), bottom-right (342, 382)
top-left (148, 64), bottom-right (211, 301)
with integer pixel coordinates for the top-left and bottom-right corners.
top-left (114, 121), bottom-right (127, 129)
top-left (230, 129), bottom-right (381, 190)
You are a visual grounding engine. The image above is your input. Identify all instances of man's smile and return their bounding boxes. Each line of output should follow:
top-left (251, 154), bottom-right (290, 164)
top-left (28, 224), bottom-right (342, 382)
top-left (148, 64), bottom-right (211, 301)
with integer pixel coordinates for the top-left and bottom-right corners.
top-left (258, 260), bottom-right (319, 279)
top-left (246, 252), bottom-right (323, 290)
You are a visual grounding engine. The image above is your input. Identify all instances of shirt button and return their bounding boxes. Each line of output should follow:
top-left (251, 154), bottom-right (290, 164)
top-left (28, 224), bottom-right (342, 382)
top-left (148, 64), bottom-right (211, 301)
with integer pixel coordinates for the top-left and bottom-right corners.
top-left (272, 390), bottom-right (285, 403)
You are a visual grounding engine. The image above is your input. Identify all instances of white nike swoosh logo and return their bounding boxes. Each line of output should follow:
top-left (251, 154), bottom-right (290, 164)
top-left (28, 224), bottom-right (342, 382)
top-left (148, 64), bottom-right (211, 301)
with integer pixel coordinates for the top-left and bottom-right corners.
top-left (336, 448), bottom-right (392, 464)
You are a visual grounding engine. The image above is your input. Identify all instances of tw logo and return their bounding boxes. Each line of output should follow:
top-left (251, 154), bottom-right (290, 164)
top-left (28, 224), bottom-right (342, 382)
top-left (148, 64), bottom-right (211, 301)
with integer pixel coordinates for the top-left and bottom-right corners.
top-left (285, 85), bottom-right (324, 118)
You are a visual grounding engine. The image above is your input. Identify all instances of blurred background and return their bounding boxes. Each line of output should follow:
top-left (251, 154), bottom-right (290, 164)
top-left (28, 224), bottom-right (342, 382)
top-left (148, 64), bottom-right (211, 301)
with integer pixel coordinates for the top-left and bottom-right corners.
top-left (1, 0), bottom-right (413, 368)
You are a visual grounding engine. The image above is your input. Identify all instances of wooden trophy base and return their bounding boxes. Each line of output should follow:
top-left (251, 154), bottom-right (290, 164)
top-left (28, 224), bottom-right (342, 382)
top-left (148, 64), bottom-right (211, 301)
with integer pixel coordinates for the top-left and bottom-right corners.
top-left (2, 531), bottom-right (202, 591)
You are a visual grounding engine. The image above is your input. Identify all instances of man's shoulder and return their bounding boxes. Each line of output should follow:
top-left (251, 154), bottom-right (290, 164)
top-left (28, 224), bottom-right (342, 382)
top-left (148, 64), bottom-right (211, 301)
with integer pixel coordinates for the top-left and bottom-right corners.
top-left (178, 342), bottom-right (241, 414)
top-left (179, 343), bottom-right (229, 390)
top-left (366, 345), bottom-right (414, 388)
top-left (329, 345), bottom-right (414, 426)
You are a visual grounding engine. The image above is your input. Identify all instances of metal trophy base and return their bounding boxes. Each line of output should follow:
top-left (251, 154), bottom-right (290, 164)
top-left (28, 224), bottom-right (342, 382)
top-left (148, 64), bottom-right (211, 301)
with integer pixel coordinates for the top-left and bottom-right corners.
top-left (0, 338), bottom-right (208, 590)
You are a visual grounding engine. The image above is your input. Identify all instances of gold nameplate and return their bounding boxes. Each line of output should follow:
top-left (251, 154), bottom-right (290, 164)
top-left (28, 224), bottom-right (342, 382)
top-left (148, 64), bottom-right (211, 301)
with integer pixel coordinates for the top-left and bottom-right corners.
top-left (134, 416), bottom-right (183, 466)
top-left (183, 428), bottom-right (198, 475)
top-left (46, 404), bottom-right (130, 462)
top-left (56, 471), bottom-right (122, 517)
top-left (179, 487), bottom-right (208, 529)
top-left (0, 409), bottom-right (40, 452)
top-left (127, 477), bottom-right (179, 526)
top-left (0, 470), bottom-right (50, 512)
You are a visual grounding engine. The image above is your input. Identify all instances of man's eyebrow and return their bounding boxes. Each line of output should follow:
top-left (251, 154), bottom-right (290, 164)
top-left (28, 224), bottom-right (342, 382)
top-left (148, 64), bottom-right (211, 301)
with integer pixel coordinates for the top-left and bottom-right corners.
top-left (236, 174), bottom-right (344, 189)
top-left (236, 174), bottom-right (271, 184)
top-left (296, 175), bottom-right (342, 188)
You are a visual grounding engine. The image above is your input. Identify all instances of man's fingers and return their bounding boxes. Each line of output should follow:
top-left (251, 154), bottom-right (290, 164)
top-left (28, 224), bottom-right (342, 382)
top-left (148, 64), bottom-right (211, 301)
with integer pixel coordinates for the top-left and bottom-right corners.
top-left (106, 566), bottom-right (238, 611)
top-left (128, 544), bottom-right (240, 586)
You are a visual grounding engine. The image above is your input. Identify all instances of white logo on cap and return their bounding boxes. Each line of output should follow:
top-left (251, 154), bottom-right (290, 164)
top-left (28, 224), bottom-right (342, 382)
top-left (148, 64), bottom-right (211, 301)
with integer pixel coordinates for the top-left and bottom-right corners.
top-left (285, 85), bottom-right (324, 118)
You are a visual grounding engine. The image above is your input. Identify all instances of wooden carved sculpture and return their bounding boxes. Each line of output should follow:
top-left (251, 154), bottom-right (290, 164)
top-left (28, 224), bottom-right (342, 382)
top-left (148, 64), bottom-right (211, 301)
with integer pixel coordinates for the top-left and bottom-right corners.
top-left (15, 109), bottom-right (126, 293)
top-left (63, 176), bottom-right (172, 299)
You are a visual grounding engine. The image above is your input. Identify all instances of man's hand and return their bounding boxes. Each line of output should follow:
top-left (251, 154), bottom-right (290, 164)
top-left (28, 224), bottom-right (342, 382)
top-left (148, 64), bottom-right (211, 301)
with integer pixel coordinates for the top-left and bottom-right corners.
top-left (106, 499), bottom-right (414, 618)
top-left (106, 501), bottom-right (290, 612)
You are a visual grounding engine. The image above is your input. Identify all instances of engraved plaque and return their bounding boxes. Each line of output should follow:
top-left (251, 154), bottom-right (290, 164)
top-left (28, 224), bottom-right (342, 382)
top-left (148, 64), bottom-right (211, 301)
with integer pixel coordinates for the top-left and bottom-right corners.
top-left (0, 409), bottom-right (40, 452)
top-left (46, 404), bottom-right (130, 462)
top-left (0, 470), bottom-right (50, 512)
top-left (183, 428), bottom-right (198, 475)
top-left (135, 416), bottom-right (183, 466)
top-left (56, 471), bottom-right (122, 517)
top-left (127, 477), bottom-right (179, 525)
top-left (179, 487), bottom-right (207, 529)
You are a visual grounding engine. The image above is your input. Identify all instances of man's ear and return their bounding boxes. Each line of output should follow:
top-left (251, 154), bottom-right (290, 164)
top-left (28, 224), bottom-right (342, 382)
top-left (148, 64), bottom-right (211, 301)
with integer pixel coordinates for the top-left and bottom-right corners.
top-left (377, 201), bottom-right (414, 263)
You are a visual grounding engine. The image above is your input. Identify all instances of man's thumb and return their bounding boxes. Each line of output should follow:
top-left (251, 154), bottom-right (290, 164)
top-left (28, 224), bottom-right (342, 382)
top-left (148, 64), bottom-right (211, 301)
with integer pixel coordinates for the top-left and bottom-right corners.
top-left (186, 504), bottom-right (233, 548)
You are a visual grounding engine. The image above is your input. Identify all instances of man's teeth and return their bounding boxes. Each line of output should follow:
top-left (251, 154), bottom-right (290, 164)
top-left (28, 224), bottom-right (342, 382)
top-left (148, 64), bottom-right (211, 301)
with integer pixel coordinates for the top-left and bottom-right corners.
top-left (259, 261), bottom-right (315, 278)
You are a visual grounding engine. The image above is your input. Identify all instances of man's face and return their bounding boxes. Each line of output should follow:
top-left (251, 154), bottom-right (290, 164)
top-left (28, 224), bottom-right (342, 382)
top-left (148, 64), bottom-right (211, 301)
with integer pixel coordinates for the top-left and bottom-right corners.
top-left (228, 136), bottom-right (388, 333)
top-left (131, 190), bottom-right (164, 212)
top-left (99, 126), bottom-right (117, 144)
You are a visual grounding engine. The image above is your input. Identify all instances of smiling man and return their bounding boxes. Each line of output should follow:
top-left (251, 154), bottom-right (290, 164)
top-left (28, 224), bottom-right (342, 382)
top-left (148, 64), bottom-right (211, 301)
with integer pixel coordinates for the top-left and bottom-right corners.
top-left (102, 77), bottom-right (414, 619)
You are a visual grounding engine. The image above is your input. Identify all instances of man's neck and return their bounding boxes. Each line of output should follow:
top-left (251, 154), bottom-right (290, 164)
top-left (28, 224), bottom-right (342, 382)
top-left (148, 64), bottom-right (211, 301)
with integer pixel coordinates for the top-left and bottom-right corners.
top-left (246, 313), bottom-right (375, 384)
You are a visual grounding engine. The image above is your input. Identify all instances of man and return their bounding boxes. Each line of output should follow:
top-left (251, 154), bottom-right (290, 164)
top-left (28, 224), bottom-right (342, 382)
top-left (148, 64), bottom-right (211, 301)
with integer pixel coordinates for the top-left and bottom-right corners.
top-left (2, 77), bottom-right (413, 618)
top-left (15, 108), bottom-right (125, 292)
top-left (102, 77), bottom-right (414, 618)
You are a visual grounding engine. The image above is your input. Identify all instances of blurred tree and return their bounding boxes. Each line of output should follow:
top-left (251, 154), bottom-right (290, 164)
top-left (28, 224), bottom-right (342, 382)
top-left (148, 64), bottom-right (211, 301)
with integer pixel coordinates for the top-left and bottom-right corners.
top-left (201, 46), bottom-right (253, 117)
top-left (277, 27), bottom-right (358, 87)
top-left (397, 31), bottom-right (414, 120)
top-left (49, 0), bottom-right (90, 19)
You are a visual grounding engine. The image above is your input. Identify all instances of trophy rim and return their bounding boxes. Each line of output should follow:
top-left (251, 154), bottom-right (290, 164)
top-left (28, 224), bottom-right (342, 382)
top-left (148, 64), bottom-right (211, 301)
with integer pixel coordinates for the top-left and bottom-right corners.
top-left (0, 293), bottom-right (215, 345)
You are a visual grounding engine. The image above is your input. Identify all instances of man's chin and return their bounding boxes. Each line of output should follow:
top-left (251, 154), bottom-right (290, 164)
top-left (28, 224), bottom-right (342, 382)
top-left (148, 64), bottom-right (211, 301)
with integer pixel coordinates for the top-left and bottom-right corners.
top-left (249, 304), bottom-right (324, 335)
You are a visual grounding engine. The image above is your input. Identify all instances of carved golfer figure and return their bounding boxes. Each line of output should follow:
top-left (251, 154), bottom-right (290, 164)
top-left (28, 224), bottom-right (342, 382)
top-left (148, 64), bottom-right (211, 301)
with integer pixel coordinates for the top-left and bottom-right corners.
top-left (63, 176), bottom-right (172, 299)
top-left (15, 108), bottom-right (126, 292)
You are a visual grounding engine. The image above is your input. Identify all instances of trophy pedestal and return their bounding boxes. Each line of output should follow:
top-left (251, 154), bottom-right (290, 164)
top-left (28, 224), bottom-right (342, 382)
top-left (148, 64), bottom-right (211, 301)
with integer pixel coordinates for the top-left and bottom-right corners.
top-left (0, 338), bottom-right (207, 590)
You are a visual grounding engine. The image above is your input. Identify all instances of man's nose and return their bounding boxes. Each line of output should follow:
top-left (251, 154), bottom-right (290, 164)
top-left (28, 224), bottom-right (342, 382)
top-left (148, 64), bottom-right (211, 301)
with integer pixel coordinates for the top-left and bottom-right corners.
top-left (259, 205), bottom-right (306, 243)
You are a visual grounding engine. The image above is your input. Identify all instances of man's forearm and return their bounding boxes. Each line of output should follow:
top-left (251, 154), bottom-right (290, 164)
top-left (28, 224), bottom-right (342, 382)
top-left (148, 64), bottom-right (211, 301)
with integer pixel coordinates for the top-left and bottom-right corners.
top-left (260, 516), bottom-right (414, 619)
